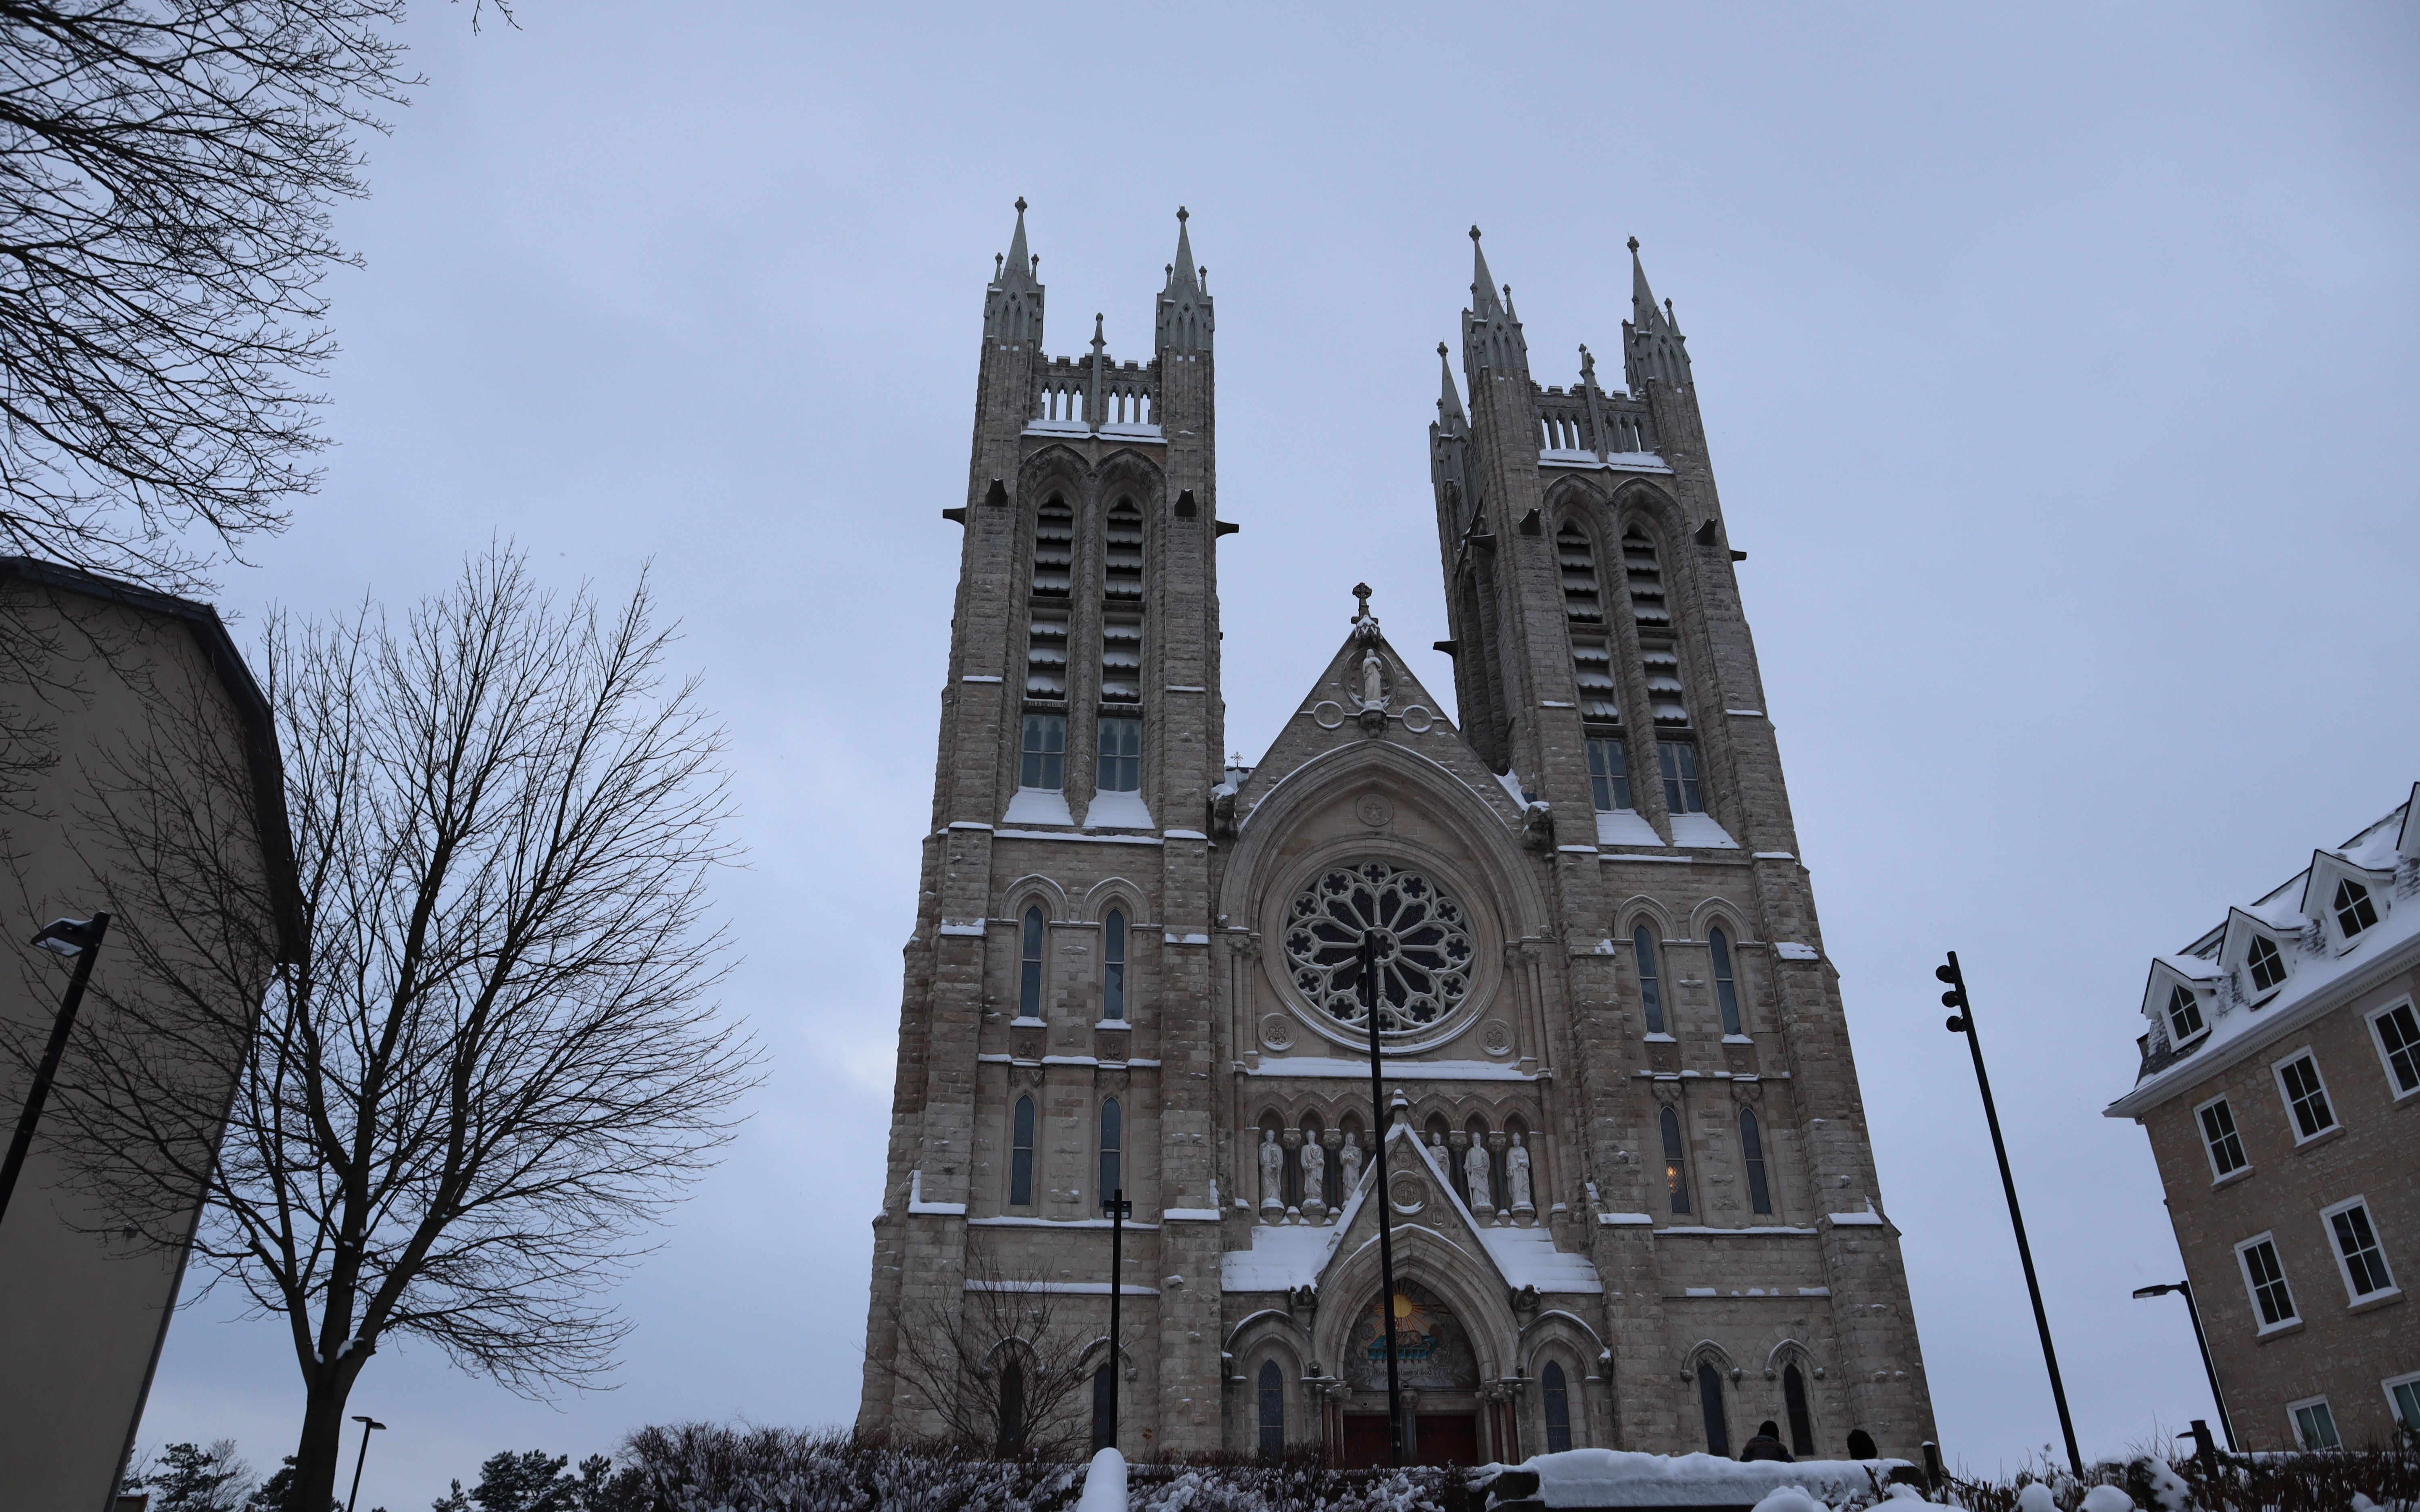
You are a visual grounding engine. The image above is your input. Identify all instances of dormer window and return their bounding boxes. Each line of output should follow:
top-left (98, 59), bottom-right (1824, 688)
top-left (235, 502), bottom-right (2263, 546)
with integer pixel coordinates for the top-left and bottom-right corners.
top-left (2247, 934), bottom-right (2288, 995)
top-left (2164, 985), bottom-right (2207, 1045)
top-left (2334, 878), bottom-right (2379, 939)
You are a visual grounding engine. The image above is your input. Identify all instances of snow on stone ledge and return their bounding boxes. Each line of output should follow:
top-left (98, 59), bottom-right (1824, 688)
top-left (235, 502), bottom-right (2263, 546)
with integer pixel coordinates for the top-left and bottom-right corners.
top-left (1515, 1448), bottom-right (1913, 1509)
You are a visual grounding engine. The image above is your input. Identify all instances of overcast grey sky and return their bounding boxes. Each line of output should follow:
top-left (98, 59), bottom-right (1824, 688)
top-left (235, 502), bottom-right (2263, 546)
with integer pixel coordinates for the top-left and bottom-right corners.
top-left (129, 3), bottom-right (2420, 1503)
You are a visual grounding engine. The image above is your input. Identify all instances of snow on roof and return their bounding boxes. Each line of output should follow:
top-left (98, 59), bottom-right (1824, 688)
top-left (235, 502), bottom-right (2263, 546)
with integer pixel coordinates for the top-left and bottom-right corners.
top-left (2107, 781), bottom-right (2418, 1118)
top-left (1516, 1448), bottom-right (1911, 1508)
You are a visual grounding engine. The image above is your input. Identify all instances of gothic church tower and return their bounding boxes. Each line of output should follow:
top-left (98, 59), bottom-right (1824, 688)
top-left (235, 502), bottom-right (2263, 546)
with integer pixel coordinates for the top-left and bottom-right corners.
top-left (861, 209), bottom-right (1933, 1465)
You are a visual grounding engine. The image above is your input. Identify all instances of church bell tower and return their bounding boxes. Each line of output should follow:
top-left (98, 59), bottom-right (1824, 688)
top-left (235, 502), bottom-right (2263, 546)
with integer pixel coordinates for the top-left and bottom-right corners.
top-left (859, 203), bottom-right (1236, 1454)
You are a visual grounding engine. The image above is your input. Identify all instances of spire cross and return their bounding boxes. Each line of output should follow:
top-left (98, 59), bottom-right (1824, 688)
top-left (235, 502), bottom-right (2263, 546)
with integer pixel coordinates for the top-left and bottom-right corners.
top-left (1627, 235), bottom-right (1639, 253)
top-left (1016, 196), bottom-right (1028, 213)
top-left (1352, 582), bottom-right (1373, 619)
top-left (1177, 205), bottom-right (1189, 223)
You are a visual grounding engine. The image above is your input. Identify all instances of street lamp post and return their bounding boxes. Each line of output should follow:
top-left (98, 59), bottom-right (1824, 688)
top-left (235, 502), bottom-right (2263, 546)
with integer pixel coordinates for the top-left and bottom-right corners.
top-left (2133, 1281), bottom-right (2236, 1451)
top-left (0, 913), bottom-right (111, 1226)
top-left (345, 1415), bottom-right (386, 1512)
top-left (1937, 950), bottom-right (2081, 1478)
top-left (1358, 931), bottom-right (1405, 1467)
top-left (1100, 1187), bottom-right (1131, 1452)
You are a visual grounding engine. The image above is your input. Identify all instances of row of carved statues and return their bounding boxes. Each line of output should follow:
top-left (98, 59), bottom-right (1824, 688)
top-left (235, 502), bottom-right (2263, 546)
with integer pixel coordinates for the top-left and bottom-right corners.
top-left (1257, 1125), bottom-right (1536, 1226)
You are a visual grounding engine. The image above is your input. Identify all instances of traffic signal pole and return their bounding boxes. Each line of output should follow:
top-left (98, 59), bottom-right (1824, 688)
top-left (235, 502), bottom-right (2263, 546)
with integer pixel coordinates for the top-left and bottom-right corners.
top-left (1938, 950), bottom-right (2082, 1477)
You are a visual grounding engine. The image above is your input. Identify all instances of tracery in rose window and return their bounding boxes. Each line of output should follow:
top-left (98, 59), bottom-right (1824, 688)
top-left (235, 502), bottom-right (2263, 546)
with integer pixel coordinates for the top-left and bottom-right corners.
top-left (1283, 860), bottom-right (1475, 1032)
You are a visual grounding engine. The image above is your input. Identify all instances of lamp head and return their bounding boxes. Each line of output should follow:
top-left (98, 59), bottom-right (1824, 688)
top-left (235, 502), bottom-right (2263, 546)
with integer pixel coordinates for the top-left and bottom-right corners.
top-left (31, 916), bottom-right (103, 956)
top-left (350, 1415), bottom-right (386, 1430)
top-left (2132, 1283), bottom-right (2178, 1299)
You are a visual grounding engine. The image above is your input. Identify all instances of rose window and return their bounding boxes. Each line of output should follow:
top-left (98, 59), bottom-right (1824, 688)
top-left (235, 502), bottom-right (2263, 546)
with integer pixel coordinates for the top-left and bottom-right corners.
top-left (1284, 861), bottom-right (1475, 1032)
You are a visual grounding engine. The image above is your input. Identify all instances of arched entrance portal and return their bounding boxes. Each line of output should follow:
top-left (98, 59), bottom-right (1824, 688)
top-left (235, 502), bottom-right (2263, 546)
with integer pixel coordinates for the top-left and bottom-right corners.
top-left (1335, 1282), bottom-right (1484, 1467)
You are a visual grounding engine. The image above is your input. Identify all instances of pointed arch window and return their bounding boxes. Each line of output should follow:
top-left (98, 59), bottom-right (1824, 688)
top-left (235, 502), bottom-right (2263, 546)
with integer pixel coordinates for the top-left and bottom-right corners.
top-left (2334, 878), bottom-right (2379, 939)
top-left (1782, 1362), bottom-right (1815, 1457)
top-left (1018, 907), bottom-right (1046, 1019)
top-left (1739, 1106), bottom-right (1771, 1215)
top-left (2247, 933), bottom-right (2288, 994)
top-left (1103, 909), bottom-right (1127, 1020)
top-left (1661, 1103), bottom-right (1691, 1215)
top-left (1098, 1097), bottom-right (1122, 1201)
top-left (1634, 925), bottom-right (1666, 1035)
top-left (1256, 1360), bottom-right (1284, 1462)
top-left (1009, 1095), bottom-right (1037, 1207)
top-left (1710, 927), bottom-right (1742, 1035)
top-left (1696, 1360), bottom-right (1728, 1456)
top-left (998, 1360), bottom-right (1026, 1454)
top-left (1542, 1360), bottom-right (1573, 1453)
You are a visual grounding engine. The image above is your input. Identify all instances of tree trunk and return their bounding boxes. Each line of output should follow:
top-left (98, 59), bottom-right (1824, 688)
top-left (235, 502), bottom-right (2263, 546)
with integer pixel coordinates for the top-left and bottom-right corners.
top-left (292, 1369), bottom-right (359, 1512)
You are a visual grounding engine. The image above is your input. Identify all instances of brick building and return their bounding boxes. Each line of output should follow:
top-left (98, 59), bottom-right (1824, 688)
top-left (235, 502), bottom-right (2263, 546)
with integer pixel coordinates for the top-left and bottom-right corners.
top-left (2107, 784), bottom-right (2418, 1452)
top-left (857, 205), bottom-right (1933, 1465)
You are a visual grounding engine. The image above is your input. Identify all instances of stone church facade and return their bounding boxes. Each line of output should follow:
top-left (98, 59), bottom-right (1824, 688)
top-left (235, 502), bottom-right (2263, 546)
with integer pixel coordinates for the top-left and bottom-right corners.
top-left (857, 204), bottom-right (1934, 1465)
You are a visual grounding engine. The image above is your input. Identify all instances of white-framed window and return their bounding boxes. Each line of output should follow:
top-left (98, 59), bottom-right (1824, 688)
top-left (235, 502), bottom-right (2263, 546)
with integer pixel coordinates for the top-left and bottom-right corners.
top-left (2165, 984), bottom-right (2207, 1046)
top-left (2236, 1233), bottom-right (2298, 1332)
top-left (2195, 1095), bottom-right (2248, 1180)
top-left (2321, 1196), bottom-right (2397, 1302)
top-left (2272, 1050), bottom-right (2338, 1142)
top-left (2369, 999), bottom-right (2420, 1099)
top-left (2287, 1395), bottom-right (2341, 1451)
top-left (2385, 1371), bottom-right (2420, 1446)
top-left (2333, 877), bottom-right (2380, 940)
top-left (2247, 933), bottom-right (2289, 995)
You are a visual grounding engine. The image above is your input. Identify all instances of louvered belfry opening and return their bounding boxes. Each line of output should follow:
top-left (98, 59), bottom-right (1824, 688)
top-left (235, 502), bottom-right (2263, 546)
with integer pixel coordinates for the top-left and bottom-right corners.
top-left (1100, 498), bottom-right (1144, 708)
top-left (1626, 524), bottom-right (1704, 815)
top-left (1026, 497), bottom-right (1074, 701)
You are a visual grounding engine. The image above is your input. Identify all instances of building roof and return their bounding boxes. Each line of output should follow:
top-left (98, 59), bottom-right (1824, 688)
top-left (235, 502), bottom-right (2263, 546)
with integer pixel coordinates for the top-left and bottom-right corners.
top-left (0, 557), bottom-right (304, 963)
top-left (2104, 779), bottom-right (2418, 1119)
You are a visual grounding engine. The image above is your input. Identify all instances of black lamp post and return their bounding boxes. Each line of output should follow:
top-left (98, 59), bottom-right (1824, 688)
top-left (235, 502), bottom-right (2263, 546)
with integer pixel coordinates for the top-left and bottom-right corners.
top-left (1938, 950), bottom-right (2081, 1478)
top-left (1100, 1187), bottom-right (1131, 1452)
top-left (1358, 931), bottom-right (1406, 1467)
top-left (345, 1415), bottom-right (386, 1512)
top-left (2133, 1281), bottom-right (2236, 1451)
top-left (0, 912), bottom-right (111, 1226)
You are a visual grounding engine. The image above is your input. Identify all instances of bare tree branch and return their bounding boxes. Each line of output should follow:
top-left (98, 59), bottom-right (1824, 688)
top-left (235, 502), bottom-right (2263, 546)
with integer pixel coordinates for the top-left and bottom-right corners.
top-left (877, 1243), bottom-right (1100, 1462)
top-left (33, 546), bottom-right (755, 1510)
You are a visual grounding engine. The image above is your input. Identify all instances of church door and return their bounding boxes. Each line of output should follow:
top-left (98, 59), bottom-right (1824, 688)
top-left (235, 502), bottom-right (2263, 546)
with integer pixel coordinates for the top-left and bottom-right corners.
top-left (1415, 1414), bottom-right (1480, 1467)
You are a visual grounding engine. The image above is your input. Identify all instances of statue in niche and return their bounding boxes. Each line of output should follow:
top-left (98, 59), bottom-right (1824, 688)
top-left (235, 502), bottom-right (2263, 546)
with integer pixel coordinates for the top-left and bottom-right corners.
top-left (1259, 1129), bottom-right (1285, 1216)
top-left (1464, 1137), bottom-right (1494, 1218)
top-left (1507, 1132), bottom-right (1534, 1217)
top-left (1339, 1132), bottom-right (1364, 1198)
top-left (1359, 649), bottom-right (1385, 708)
top-left (1299, 1129), bottom-right (1325, 1217)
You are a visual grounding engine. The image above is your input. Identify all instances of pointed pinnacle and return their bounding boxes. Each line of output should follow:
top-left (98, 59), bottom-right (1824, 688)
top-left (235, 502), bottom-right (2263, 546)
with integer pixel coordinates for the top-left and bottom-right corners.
top-left (1170, 207), bottom-right (1200, 294)
top-left (1470, 226), bottom-right (1504, 318)
top-left (1437, 342), bottom-right (1467, 425)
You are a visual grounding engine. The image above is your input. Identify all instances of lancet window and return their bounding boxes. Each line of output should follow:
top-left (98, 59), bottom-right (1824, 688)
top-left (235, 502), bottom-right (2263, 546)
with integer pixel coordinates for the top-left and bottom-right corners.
top-left (1018, 907), bottom-right (1045, 1019)
top-left (1542, 1361), bottom-right (1573, 1453)
top-left (1739, 1106), bottom-right (1771, 1215)
top-left (1661, 1102), bottom-right (1691, 1215)
top-left (1634, 925), bottom-right (1666, 1035)
top-left (1099, 1097), bottom-right (1122, 1200)
top-left (1009, 1095), bottom-right (1037, 1207)
top-left (1102, 908), bottom-right (1127, 1020)
top-left (1710, 927), bottom-right (1742, 1035)
top-left (1782, 1362), bottom-right (1815, 1456)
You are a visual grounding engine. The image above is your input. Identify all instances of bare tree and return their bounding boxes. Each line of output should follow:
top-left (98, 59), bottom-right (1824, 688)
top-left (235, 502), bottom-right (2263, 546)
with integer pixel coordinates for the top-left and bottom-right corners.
top-left (41, 548), bottom-right (755, 1510)
top-left (0, 0), bottom-right (503, 807)
top-left (880, 1243), bottom-right (1100, 1461)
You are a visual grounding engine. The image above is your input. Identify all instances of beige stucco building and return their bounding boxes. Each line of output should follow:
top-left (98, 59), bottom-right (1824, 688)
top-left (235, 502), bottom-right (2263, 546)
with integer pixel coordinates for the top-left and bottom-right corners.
top-left (2107, 783), bottom-right (2418, 1453)
top-left (858, 207), bottom-right (1934, 1466)
top-left (0, 560), bottom-right (298, 1512)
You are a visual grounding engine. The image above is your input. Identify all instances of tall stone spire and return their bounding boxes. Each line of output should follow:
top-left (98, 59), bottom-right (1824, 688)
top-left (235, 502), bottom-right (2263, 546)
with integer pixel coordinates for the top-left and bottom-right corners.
top-left (1622, 235), bottom-right (1690, 392)
top-left (1157, 205), bottom-right (1213, 354)
top-left (984, 196), bottom-right (1043, 344)
top-left (1436, 342), bottom-right (1467, 433)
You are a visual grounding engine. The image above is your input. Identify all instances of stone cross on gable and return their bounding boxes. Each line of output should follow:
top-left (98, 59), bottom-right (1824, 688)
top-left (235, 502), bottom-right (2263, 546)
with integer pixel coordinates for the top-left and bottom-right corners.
top-left (1352, 582), bottom-right (1372, 620)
